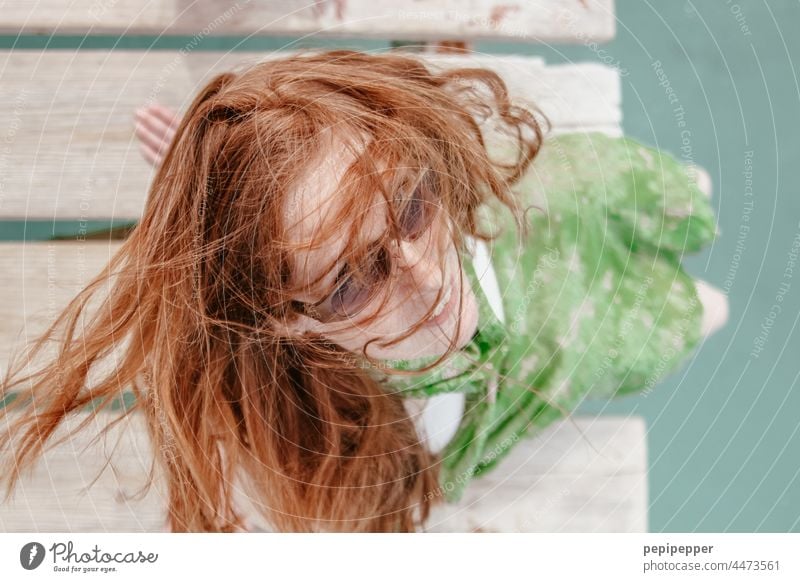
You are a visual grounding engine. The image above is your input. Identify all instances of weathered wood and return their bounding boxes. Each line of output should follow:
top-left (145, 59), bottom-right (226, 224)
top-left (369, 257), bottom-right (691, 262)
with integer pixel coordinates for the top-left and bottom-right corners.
top-left (0, 0), bottom-right (615, 43)
top-left (424, 416), bottom-right (647, 532)
top-left (0, 414), bottom-right (645, 532)
top-left (0, 51), bottom-right (621, 220)
top-left (0, 241), bottom-right (123, 377)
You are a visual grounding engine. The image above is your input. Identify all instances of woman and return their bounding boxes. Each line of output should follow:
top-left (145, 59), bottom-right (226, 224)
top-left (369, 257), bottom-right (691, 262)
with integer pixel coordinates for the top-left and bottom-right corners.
top-left (1, 49), bottom-right (726, 533)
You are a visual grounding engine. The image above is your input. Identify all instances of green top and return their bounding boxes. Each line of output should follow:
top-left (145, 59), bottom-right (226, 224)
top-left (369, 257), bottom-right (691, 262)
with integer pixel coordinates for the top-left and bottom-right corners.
top-left (377, 131), bottom-right (719, 503)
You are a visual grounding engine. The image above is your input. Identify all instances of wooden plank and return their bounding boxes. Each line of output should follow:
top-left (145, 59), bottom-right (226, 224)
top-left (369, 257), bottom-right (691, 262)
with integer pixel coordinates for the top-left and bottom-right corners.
top-left (424, 416), bottom-right (647, 532)
top-left (0, 241), bottom-right (124, 376)
top-left (0, 0), bottom-right (615, 43)
top-left (0, 414), bottom-right (645, 532)
top-left (0, 411), bottom-right (170, 533)
top-left (0, 50), bottom-right (622, 220)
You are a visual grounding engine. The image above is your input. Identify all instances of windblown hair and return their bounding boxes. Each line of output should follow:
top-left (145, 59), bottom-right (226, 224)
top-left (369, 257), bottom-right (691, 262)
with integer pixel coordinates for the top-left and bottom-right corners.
top-left (0, 49), bottom-right (547, 532)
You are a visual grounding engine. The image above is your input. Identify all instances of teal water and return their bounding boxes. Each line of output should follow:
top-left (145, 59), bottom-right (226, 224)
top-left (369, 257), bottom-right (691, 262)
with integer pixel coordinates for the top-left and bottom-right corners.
top-left (1, 0), bottom-right (797, 532)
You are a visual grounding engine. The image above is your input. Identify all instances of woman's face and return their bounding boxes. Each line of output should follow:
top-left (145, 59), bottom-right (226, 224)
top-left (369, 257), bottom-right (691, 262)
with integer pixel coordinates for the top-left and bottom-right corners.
top-left (283, 134), bottom-right (480, 362)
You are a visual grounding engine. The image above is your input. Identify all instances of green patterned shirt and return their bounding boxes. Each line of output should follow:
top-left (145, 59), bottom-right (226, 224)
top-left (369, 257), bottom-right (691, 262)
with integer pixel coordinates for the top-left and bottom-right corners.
top-left (377, 131), bottom-right (719, 503)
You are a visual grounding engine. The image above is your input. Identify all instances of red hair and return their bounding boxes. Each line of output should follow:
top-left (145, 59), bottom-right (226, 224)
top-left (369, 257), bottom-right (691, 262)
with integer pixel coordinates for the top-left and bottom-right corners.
top-left (0, 49), bottom-right (546, 532)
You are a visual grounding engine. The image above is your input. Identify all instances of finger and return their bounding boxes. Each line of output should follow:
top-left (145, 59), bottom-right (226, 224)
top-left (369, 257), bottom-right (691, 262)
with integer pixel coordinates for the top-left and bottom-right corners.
top-left (164, 124), bottom-right (177, 143)
top-left (148, 110), bottom-right (177, 145)
top-left (150, 103), bottom-right (180, 130)
top-left (136, 102), bottom-right (174, 121)
top-left (135, 108), bottom-right (172, 142)
top-left (149, 106), bottom-right (179, 150)
top-left (138, 143), bottom-right (162, 167)
top-left (134, 120), bottom-right (169, 158)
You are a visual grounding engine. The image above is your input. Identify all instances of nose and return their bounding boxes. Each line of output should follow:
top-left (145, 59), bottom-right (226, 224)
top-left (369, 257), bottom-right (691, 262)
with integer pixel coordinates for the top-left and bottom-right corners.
top-left (394, 238), bottom-right (446, 293)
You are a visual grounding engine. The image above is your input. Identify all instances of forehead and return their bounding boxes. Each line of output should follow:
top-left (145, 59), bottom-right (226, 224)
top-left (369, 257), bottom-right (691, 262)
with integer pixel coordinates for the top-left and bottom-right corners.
top-left (283, 129), bottom-right (387, 294)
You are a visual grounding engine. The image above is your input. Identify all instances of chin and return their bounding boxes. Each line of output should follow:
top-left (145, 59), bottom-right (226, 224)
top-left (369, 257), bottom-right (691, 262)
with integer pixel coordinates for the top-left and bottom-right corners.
top-left (391, 288), bottom-right (480, 360)
top-left (345, 279), bottom-right (480, 362)
top-left (450, 294), bottom-right (480, 350)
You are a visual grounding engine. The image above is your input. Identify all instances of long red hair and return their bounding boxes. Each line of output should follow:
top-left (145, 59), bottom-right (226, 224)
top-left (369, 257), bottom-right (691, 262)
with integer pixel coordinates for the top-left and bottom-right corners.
top-left (0, 49), bottom-right (547, 532)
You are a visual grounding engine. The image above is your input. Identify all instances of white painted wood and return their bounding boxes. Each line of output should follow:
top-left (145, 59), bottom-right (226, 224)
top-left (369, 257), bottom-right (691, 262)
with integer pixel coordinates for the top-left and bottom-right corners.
top-left (0, 411), bottom-right (171, 533)
top-left (0, 50), bottom-right (621, 220)
top-left (0, 413), bottom-right (645, 532)
top-left (424, 416), bottom-right (648, 532)
top-left (0, 0), bottom-right (615, 43)
top-left (0, 242), bottom-right (123, 377)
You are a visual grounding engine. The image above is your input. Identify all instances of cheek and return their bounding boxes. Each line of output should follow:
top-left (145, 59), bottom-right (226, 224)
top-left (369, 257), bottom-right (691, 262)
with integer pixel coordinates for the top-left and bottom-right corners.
top-left (316, 326), bottom-right (372, 354)
top-left (313, 306), bottom-right (402, 350)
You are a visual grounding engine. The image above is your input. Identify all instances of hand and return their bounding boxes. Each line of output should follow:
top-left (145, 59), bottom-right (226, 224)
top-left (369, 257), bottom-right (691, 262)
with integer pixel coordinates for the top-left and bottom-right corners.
top-left (133, 103), bottom-right (180, 167)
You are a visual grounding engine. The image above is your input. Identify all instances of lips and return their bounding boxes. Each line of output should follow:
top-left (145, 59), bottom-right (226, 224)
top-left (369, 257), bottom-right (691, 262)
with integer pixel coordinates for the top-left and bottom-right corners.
top-left (424, 276), bottom-right (458, 327)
